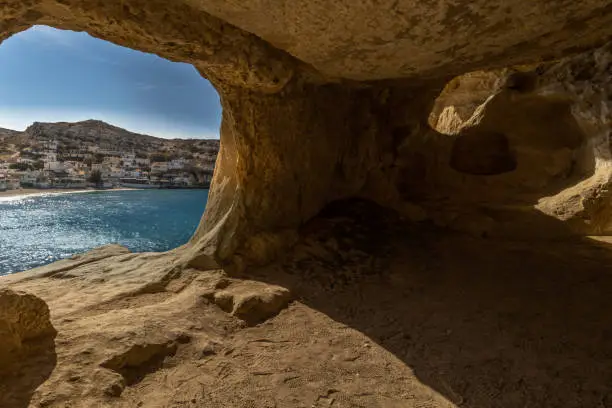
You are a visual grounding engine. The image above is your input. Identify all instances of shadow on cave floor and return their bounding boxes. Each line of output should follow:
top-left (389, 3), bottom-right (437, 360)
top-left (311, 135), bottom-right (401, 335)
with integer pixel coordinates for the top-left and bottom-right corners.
top-left (248, 199), bottom-right (612, 408)
top-left (0, 338), bottom-right (57, 408)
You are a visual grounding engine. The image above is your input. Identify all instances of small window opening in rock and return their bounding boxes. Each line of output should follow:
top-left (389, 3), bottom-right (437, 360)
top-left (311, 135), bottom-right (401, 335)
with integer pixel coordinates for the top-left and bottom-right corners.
top-left (504, 71), bottom-right (538, 92)
top-left (430, 66), bottom-right (595, 205)
top-left (0, 26), bottom-right (221, 276)
top-left (450, 131), bottom-right (517, 175)
top-left (428, 68), bottom-right (538, 135)
top-left (428, 70), bottom-right (504, 135)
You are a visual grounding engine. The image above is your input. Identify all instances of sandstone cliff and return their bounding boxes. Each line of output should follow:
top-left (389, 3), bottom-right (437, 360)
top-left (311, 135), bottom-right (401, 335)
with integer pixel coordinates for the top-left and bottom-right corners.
top-left (2, 0), bottom-right (612, 407)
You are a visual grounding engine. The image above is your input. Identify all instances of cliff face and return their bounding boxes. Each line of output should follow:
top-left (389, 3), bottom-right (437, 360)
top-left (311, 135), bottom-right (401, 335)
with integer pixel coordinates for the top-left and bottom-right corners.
top-left (2, 1), bottom-right (612, 407)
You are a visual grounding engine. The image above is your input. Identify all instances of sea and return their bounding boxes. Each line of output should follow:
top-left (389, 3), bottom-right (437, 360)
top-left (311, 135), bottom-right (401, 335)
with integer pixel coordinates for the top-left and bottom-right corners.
top-left (0, 189), bottom-right (209, 276)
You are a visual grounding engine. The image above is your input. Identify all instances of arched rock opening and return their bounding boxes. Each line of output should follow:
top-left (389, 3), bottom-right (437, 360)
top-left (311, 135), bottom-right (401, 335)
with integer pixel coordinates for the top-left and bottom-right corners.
top-left (422, 51), bottom-right (612, 236)
top-left (5, 3), bottom-right (612, 408)
top-left (2, 1), bottom-right (612, 271)
top-left (450, 131), bottom-right (517, 176)
top-left (438, 86), bottom-right (593, 199)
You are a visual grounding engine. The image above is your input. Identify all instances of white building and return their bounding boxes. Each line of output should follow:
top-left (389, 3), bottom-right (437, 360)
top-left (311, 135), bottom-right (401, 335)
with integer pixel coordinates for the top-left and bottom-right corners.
top-left (90, 164), bottom-right (112, 178)
top-left (151, 162), bottom-right (168, 173)
top-left (122, 152), bottom-right (136, 168)
top-left (41, 140), bottom-right (59, 151)
top-left (123, 169), bottom-right (143, 178)
top-left (171, 174), bottom-right (194, 186)
top-left (135, 157), bottom-right (150, 166)
top-left (168, 158), bottom-right (187, 170)
top-left (45, 152), bottom-right (58, 162)
top-left (7, 178), bottom-right (20, 189)
top-left (103, 156), bottom-right (121, 167)
top-left (109, 167), bottom-right (123, 178)
top-left (64, 161), bottom-right (88, 170)
top-left (98, 148), bottom-right (122, 156)
top-left (45, 161), bottom-right (64, 171)
top-left (19, 171), bottom-right (39, 185)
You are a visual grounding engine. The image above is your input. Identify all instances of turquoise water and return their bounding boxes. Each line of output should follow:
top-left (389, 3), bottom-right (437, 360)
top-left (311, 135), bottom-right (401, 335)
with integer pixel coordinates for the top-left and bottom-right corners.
top-left (0, 190), bottom-right (208, 275)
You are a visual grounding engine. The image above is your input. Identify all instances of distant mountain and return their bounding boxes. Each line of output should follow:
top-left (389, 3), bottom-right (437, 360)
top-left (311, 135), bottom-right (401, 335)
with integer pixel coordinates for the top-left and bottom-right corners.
top-left (24, 120), bottom-right (218, 153)
top-left (0, 127), bottom-right (20, 140)
top-left (0, 120), bottom-right (219, 168)
top-left (24, 120), bottom-right (165, 150)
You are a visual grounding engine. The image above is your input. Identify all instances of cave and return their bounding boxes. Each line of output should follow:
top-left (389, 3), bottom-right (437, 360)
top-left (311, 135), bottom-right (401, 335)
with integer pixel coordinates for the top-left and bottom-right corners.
top-left (450, 130), bottom-right (517, 176)
top-left (2, 1), bottom-right (612, 407)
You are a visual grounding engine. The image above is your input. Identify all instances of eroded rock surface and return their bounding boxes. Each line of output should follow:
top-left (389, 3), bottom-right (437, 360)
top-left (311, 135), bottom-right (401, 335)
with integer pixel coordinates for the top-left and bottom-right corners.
top-left (0, 289), bottom-right (56, 366)
top-left (212, 281), bottom-right (291, 325)
top-left (3, 202), bottom-right (612, 407)
top-left (419, 44), bottom-right (612, 236)
top-left (2, 1), bottom-right (612, 407)
top-left (0, 289), bottom-right (57, 408)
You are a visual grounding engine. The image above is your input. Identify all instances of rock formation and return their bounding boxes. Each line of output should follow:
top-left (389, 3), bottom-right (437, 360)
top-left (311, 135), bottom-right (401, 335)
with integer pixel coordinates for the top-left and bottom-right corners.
top-left (0, 289), bottom-right (56, 366)
top-left (2, 0), bottom-right (612, 407)
top-left (0, 289), bottom-right (57, 407)
top-left (413, 46), bottom-right (612, 237)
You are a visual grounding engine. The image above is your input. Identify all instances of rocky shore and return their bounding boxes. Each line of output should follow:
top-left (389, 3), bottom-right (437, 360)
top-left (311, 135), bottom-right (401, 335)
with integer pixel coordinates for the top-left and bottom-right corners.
top-left (3, 202), bottom-right (612, 407)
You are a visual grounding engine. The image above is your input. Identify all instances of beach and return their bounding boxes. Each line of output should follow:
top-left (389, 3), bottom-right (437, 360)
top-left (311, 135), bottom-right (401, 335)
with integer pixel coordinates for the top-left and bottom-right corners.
top-left (0, 188), bottom-right (138, 200)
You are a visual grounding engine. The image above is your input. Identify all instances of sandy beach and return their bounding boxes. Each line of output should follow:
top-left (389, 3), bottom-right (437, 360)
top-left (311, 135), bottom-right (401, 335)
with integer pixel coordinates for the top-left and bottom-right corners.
top-left (0, 188), bottom-right (138, 200)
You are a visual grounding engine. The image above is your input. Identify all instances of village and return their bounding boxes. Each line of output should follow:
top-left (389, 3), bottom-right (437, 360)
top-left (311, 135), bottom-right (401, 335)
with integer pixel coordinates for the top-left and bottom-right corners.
top-left (0, 138), bottom-right (216, 192)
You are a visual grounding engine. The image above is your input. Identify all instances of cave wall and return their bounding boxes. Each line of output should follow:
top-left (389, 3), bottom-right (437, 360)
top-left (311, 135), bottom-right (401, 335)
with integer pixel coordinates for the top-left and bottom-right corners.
top-left (3, 0), bottom-right (612, 270)
top-left (412, 45), bottom-right (612, 236)
top-left (188, 80), bottom-right (445, 269)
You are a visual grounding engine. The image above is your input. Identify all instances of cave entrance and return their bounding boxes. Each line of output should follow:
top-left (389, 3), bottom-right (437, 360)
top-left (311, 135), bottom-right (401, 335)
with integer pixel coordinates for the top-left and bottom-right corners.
top-left (0, 26), bottom-right (221, 275)
top-left (427, 68), bottom-right (595, 205)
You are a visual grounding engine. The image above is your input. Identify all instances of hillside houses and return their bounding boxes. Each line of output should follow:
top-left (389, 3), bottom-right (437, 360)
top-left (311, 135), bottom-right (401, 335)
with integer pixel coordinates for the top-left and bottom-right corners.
top-left (0, 120), bottom-right (219, 191)
top-left (1, 142), bottom-right (216, 190)
top-left (151, 162), bottom-right (169, 173)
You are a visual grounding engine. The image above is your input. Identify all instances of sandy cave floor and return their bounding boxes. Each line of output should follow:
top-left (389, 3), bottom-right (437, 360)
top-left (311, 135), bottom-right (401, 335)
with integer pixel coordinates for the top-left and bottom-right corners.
top-left (2, 200), bottom-right (612, 407)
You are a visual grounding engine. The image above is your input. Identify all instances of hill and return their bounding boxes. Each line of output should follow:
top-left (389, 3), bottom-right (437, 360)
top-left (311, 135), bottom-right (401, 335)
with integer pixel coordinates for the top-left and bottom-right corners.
top-left (0, 120), bottom-right (219, 169)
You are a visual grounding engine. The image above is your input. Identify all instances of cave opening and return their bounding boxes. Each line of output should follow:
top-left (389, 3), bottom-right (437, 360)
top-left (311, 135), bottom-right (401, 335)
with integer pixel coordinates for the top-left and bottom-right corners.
top-left (426, 68), bottom-right (596, 206)
top-left (2, 3), bottom-right (612, 408)
top-left (0, 25), bottom-right (221, 275)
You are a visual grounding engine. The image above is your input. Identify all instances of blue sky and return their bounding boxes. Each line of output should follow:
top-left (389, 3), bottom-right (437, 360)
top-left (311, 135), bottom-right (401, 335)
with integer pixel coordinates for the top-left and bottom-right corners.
top-left (0, 26), bottom-right (221, 139)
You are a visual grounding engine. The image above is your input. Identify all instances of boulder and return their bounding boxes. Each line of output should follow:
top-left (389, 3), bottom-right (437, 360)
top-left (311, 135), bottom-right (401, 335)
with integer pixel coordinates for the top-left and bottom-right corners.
top-left (213, 282), bottom-right (292, 326)
top-left (0, 289), bottom-right (56, 367)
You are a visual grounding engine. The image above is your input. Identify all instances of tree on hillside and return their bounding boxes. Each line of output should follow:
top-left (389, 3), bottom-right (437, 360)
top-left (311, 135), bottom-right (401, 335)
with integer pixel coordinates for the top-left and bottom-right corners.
top-left (88, 170), bottom-right (103, 187)
top-left (9, 163), bottom-right (32, 171)
top-left (33, 160), bottom-right (44, 170)
top-left (150, 153), bottom-right (168, 162)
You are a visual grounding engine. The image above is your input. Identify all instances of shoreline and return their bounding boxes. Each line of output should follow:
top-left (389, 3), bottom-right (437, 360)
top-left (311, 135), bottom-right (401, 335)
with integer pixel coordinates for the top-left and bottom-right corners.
top-left (0, 187), bottom-right (139, 201)
top-left (0, 186), bottom-right (210, 201)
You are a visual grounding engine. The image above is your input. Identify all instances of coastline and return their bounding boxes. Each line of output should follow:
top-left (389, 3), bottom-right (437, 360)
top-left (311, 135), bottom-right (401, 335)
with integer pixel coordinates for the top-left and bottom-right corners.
top-left (0, 187), bottom-right (139, 201)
